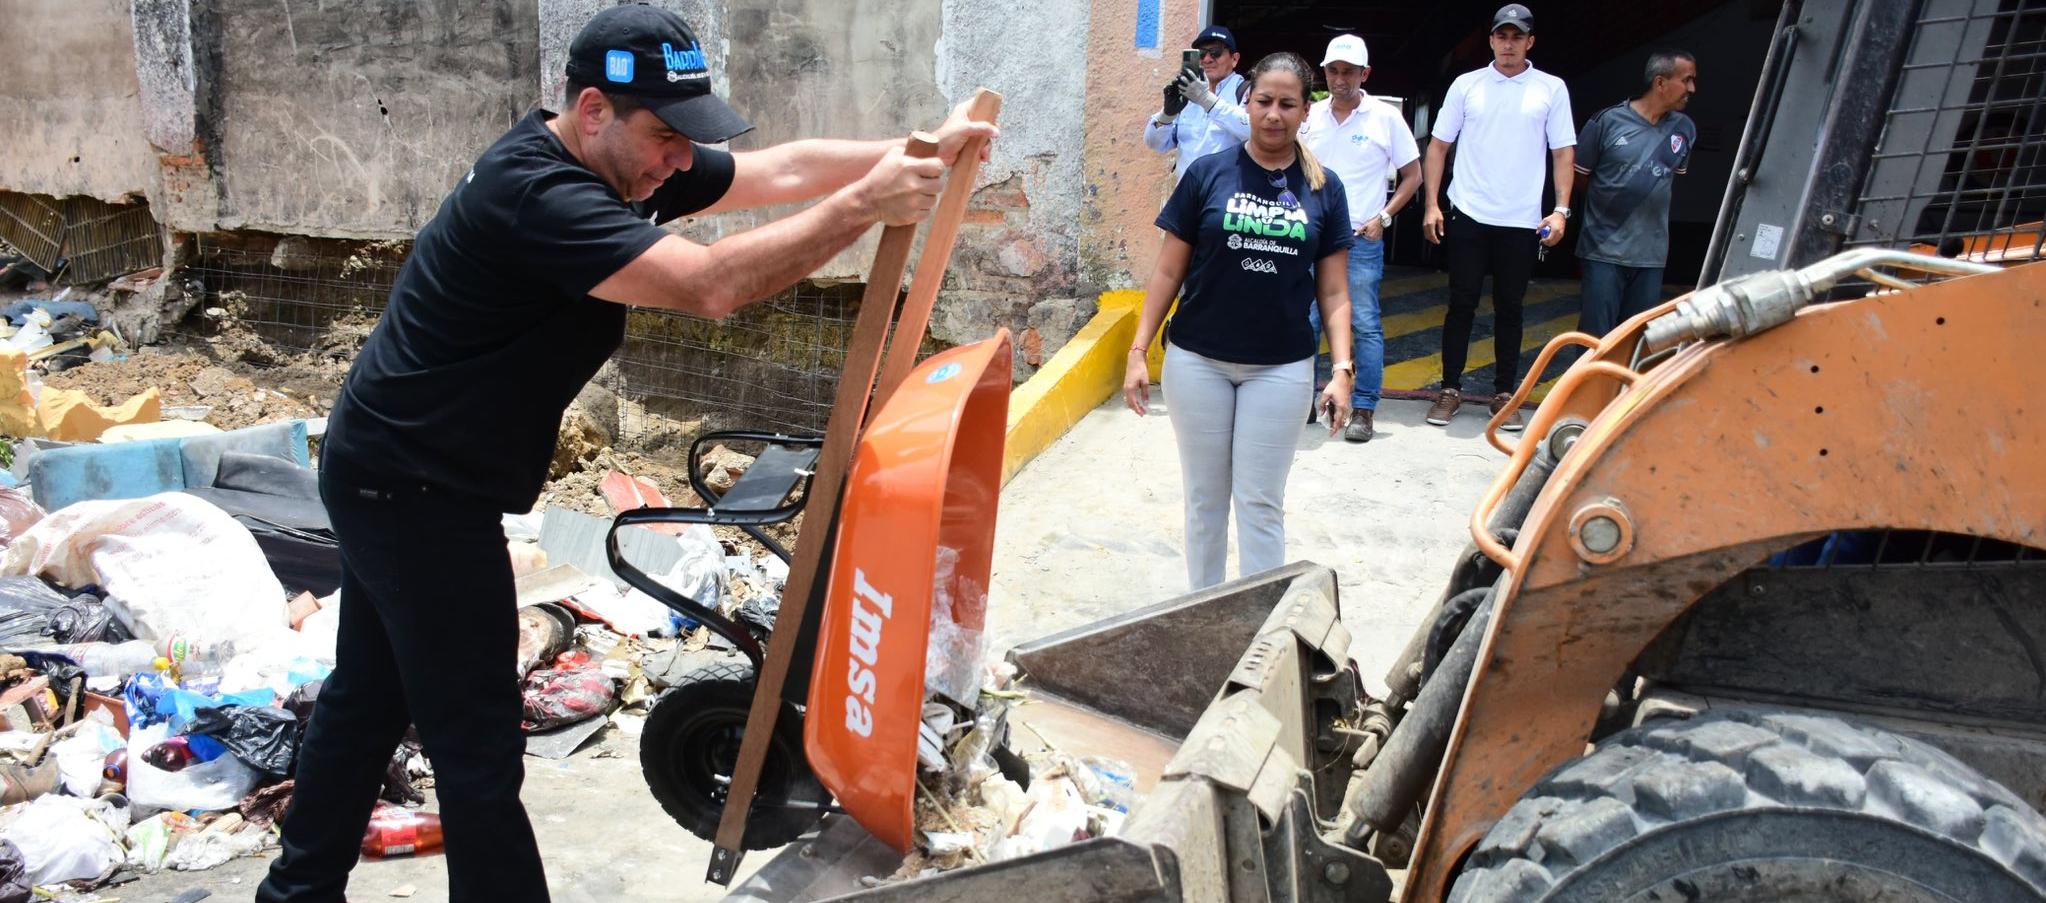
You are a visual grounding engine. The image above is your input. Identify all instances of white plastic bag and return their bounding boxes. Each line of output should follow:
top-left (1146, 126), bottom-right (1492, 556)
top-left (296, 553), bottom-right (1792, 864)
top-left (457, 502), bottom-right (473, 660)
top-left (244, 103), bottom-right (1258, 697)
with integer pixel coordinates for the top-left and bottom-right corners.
top-left (621, 524), bottom-right (724, 619)
top-left (50, 719), bottom-right (124, 797)
top-left (0, 794), bottom-right (126, 886)
top-left (165, 826), bottom-right (269, 870)
top-left (124, 721), bottom-right (260, 813)
top-left (0, 493), bottom-right (291, 651)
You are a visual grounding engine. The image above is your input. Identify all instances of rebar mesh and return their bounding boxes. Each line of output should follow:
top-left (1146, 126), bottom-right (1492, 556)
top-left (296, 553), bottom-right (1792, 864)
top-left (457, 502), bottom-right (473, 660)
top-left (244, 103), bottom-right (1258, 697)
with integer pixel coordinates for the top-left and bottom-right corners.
top-left (177, 233), bottom-right (868, 446)
top-left (1853, 0), bottom-right (2046, 262)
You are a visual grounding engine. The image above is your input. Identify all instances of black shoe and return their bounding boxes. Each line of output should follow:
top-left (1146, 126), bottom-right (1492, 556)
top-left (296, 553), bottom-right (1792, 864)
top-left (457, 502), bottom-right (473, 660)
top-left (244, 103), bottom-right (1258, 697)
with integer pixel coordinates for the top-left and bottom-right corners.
top-left (1344, 409), bottom-right (1374, 443)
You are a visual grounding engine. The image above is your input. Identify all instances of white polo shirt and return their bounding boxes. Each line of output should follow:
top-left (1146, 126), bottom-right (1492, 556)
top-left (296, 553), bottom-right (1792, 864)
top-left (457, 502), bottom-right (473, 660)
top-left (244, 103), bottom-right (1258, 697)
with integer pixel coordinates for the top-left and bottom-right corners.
top-left (1432, 62), bottom-right (1576, 229)
top-left (1300, 93), bottom-right (1420, 229)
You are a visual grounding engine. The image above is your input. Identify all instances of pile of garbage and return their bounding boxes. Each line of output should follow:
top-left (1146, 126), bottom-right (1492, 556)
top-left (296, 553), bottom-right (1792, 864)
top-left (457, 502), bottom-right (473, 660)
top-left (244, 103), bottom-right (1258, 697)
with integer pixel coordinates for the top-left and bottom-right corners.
top-left (875, 548), bottom-right (1142, 882)
top-left (0, 403), bottom-right (786, 899)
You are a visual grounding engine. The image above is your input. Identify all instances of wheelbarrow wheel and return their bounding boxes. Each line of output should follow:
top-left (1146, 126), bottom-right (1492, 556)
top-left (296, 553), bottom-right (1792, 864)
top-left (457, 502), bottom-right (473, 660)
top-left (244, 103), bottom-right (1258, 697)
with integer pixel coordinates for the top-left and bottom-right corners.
top-left (641, 655), bottom-right (829, 850)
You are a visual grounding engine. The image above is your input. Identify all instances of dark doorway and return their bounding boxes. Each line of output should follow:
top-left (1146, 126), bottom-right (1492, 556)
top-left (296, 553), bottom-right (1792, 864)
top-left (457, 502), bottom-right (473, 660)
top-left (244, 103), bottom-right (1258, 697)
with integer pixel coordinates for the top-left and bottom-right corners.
top-left (1209, 0), bottom-right (1780, 285)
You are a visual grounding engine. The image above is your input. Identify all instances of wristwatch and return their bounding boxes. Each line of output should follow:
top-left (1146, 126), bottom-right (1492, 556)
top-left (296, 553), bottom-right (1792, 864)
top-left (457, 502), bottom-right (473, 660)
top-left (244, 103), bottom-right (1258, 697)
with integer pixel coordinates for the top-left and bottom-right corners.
top-left (1332, 360), bottom-right (1356, 375)
top-left (1552, 206), bottom-right (1572, 219)
top-left (1378, 210), bottom-right (1393, 228)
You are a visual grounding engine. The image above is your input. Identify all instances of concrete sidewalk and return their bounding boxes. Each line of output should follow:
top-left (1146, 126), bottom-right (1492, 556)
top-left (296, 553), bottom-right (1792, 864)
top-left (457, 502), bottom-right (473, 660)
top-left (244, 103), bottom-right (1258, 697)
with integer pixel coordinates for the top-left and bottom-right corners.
top-left (989, 393), bottom-right (1511, 692)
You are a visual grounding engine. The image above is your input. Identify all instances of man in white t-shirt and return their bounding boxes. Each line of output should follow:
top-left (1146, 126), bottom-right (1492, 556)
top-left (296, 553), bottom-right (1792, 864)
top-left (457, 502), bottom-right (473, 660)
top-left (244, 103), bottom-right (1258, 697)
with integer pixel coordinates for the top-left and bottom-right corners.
top-left (1420, 3), bottom-right (1575, 432)
top-left (1142, 25), bottom-right (1252, 184)
top-left (1300, 34), bottom-right (1420, 443)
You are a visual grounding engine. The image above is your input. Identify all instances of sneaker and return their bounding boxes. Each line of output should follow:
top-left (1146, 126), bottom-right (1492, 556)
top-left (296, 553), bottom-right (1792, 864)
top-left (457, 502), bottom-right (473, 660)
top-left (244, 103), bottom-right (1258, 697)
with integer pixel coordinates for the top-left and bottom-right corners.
top-left (1489, 395), bottom-right (1525, 432)
top-left (1426, 390), bottom-right (1461, 426)
top-left (1344, 409), bottom-right (1375, 443)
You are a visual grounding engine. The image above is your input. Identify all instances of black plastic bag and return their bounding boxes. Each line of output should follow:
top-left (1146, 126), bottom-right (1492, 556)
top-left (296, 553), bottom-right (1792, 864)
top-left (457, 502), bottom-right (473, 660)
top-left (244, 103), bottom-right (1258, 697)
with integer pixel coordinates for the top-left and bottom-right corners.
top-left (0, 838), bottom-right (27, 903)
top-left (282, 678), bottom-right (323, 725)
top-left (46, 593), bottom-right (130, 644)
top-left (184, 705), bottom-right (301, 778)
top-left (0, 576), bottom-right (70, 644)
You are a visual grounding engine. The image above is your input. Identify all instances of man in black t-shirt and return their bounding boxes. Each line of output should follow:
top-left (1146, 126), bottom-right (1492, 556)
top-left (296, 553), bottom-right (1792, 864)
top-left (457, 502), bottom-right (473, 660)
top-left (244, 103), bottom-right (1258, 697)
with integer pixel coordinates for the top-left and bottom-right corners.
top-left (256, 7), bottom-right (995, 902)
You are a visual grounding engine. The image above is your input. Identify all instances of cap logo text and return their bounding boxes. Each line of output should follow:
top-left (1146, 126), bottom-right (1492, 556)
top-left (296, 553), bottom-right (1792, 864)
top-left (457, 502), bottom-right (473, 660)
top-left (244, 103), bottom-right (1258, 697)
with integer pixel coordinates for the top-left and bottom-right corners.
top-left (604, 49), bottom-right (634, 83)
top-left (662, 41), bottom-right (706, 74)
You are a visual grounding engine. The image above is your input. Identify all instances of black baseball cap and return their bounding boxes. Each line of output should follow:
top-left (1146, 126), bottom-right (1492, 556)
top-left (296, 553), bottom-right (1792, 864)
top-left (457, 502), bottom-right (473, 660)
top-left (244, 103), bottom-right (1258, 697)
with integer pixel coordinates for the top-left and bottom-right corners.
top-left (565, 5), bottom-right (753, 144)
top-left (1194, 25), bottom-right (1237, 52)
top-left (1492, 4), bottom-right (1535, 33)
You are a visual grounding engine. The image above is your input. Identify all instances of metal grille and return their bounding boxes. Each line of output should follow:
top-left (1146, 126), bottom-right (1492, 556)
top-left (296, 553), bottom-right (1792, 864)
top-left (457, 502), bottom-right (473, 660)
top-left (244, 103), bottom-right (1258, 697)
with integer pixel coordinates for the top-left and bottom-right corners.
top-left (1853, 0), bottom-right (2046, 262)
top-left (180, 234), bottom-right (869, 445)
top-left (56, 197), bottom-right (164, 285)
top-left (0, 192), bottom-right (64, 271)
top-left (0, 191), bottom-right (164, 283)
top-left (1770, 529), bottom-right (2042, 569)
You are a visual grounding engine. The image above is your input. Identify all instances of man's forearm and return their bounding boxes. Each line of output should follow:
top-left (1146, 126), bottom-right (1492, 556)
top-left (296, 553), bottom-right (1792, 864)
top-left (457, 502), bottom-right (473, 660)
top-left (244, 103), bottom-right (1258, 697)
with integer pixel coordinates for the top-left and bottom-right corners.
top-left (1388, 162), bottom-right (1422, 217)
top-left (1552, 147), bottom-right (1575, 210)
top-left (764, 138), bottom-right (897, 201)
top-left (608, 186), bottom-right (883, 319)
top-left (1208, 96), bottom-right (1252, 141)
top-left (696, 187), bottom-right (879, 315)
top-left (1422, 141), bottom-right (1450, 210)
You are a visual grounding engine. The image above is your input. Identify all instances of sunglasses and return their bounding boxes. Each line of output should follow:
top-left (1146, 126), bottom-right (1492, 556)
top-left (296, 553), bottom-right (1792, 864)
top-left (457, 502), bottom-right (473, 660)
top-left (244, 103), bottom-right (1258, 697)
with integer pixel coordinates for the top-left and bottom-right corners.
top-left (1197, 46), bottom-right (1230, 60)
top-left (1267, 170), bottom-right (1299, 207)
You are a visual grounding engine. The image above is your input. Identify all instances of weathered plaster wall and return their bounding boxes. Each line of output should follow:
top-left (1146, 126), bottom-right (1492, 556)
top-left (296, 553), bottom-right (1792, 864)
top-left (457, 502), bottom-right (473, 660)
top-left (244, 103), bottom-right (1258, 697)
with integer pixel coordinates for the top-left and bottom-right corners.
top-left (200, 0), bottom-right (539, 237)
top-left (929, 0), bottom-right (1090, 371)
top-left (0, 0), bottom-right (157, 203)
top-left (1079, 0), bottom-right (1205, 289)
top-left (536, 0), bottom-right (1093, 380)
top-left (540, 0), bottom-right (947, 283)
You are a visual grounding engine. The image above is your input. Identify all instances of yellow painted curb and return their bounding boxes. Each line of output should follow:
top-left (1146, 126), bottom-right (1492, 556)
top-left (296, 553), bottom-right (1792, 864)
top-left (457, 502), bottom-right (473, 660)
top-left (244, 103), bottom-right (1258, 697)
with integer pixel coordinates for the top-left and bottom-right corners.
top-left (1002, 297), bottom-right (1137, 485)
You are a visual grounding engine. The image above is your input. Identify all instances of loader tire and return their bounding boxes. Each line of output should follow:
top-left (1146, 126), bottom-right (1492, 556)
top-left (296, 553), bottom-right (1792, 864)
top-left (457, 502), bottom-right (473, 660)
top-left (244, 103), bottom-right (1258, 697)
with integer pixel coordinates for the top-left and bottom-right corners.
top-left (1448, 711), bottom-right (2046, 902)
top-left (640, 655), bottom-right (828, 850)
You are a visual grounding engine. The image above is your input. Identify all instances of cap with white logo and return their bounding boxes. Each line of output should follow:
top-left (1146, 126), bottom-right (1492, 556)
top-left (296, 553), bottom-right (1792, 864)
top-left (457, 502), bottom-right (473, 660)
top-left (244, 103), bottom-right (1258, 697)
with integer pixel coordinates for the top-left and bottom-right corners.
top-left (1492, 4), bottom-right (1535, 33)
top-left (565, 5), bottom-right (753, 144)
top-left (1321, 34), bottom-right (1369, 68)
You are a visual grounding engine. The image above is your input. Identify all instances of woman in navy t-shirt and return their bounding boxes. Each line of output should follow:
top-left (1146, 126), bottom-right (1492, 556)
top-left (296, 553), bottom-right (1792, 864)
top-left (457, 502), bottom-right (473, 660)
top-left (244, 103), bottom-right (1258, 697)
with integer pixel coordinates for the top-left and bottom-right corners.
top-left (1122, 51), bottom-right (1357, 590)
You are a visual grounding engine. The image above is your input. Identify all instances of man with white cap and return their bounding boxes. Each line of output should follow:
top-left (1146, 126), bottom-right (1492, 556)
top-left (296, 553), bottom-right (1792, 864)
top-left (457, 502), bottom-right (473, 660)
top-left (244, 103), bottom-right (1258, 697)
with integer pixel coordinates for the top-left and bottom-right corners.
top-left (1420, 3), bottom-right (1575, 432)
top-left (1299, 34), bottom-right (1420, 442)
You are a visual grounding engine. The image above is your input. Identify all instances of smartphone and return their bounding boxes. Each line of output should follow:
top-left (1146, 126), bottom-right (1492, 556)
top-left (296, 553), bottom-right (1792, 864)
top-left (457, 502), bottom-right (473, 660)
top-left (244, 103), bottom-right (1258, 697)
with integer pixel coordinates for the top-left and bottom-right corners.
top-left (1182, 48), bottom-right (1202, 71)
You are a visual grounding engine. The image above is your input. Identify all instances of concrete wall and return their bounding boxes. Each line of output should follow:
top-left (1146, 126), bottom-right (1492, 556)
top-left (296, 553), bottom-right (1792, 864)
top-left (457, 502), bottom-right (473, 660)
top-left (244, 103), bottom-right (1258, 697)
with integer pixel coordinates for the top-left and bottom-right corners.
top-left (0, 0), bottom-right (157, 203)
top-left (200, 0), bottom-right (539, 237)
top-left (534, 0), bottom-right (1093, 376)
top-left (1078, 0), bottom-right (1206, 290)
top-left (0, 0), bottom-right (1100, 375)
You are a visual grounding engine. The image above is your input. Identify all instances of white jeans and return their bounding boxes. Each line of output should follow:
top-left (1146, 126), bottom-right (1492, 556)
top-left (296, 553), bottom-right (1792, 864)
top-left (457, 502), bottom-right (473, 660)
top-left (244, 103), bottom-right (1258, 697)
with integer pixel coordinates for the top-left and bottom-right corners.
top-left (1163, 343), bottom-right (1314, 589)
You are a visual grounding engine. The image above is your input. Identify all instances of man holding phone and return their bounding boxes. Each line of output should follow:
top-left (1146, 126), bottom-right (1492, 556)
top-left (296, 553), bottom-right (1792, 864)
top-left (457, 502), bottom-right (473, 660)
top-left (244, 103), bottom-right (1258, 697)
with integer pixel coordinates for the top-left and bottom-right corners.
top-left (1143, 25), bottom-right (1251, 184)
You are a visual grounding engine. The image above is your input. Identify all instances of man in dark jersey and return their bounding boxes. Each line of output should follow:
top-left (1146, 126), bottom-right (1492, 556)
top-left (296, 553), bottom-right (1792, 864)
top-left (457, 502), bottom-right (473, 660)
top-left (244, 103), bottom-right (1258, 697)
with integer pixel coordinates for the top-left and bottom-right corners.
top-left (1571, 49), bottom-right (1698, 345)
top-left (255, 7), bottom-right (994, 902)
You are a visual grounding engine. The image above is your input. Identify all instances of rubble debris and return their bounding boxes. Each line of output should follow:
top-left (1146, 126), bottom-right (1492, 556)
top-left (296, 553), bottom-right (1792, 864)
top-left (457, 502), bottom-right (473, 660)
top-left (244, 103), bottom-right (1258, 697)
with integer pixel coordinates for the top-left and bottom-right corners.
top-left (520, 655), bottom-right (617, 733)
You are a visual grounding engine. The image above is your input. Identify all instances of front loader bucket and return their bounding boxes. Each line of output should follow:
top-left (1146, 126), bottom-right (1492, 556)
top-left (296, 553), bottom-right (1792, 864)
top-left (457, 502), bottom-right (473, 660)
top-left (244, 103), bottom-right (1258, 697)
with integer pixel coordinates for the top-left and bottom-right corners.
top-left (737, 563), bottom-right (1394, 903)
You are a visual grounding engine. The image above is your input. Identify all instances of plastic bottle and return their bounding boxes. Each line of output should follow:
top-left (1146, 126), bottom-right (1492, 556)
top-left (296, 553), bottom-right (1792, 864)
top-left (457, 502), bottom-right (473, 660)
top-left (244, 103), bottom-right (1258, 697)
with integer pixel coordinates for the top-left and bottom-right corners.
top-left (159, 634), bottom-right (235, 679)
top-left (55, 641), bottom-right (166, 678)
top-left (361, 803), bottom-right (445, 857)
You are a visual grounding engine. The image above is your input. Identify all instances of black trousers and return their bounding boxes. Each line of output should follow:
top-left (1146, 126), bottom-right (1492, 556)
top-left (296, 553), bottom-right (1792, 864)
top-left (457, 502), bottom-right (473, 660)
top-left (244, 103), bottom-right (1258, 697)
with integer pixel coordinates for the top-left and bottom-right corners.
top-left (1442, 207), bottom-right (1537, 394)
top-left (257, 464), bottom-right (548, 903)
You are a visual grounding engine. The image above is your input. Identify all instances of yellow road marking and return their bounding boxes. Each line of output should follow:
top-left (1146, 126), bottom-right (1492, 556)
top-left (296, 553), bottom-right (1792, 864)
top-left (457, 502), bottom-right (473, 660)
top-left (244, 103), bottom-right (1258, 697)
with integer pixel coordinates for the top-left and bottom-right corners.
top-left (1377, 281), bottom-right (1580, 341)
top-left (1381, 311), bottom-right (1582, 391)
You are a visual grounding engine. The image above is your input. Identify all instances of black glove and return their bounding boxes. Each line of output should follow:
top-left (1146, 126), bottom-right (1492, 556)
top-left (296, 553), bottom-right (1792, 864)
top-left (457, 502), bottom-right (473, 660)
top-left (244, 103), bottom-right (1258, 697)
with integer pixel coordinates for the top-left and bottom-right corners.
top-left (1162, 76), bottom-right (1188, 117)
